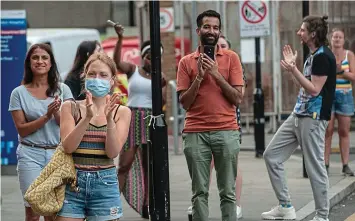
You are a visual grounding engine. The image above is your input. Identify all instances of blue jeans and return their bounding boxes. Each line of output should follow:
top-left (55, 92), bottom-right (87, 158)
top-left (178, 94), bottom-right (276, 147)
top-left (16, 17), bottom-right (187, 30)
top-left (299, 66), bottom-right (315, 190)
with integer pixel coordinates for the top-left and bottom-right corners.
top-left (57, 167), bottom-right (123, 220)
top-left (16, 144), bottom-right (55, 207)
top-left (332, 89), bottom-right (354, 116)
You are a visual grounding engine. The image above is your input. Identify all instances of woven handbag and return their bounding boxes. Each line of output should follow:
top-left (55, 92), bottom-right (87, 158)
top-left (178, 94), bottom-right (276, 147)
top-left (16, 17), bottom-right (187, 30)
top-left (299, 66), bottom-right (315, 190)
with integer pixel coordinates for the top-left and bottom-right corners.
top-left (24, 144), bottom-right (77, 216)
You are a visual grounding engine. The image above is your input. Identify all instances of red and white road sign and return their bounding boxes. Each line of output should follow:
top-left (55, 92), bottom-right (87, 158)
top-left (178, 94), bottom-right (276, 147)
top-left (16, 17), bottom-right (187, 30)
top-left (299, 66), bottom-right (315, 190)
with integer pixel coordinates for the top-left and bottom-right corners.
top-left (160, 7), bottom-right (174, 33)
top-left (239, 0), bottom-right (270, 37)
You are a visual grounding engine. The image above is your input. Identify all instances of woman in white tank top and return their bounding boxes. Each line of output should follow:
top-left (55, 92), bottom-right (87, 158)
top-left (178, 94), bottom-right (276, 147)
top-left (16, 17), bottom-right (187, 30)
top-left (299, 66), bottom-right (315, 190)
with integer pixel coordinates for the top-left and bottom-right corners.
top-left (112, 23), bottom-right (167, 219)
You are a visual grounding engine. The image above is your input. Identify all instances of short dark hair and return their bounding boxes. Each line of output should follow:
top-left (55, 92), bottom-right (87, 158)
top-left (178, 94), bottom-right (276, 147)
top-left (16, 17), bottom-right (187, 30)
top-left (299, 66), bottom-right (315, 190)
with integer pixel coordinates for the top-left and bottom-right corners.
top-left (303, 15), bottom-right (329, 47)
top-left (196, 10), bottom-right (221, 29)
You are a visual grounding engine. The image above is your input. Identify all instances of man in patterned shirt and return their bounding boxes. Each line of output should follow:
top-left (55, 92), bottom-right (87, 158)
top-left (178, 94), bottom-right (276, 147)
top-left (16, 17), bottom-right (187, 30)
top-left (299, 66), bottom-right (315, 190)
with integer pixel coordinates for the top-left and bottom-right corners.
top-left (261, 15), bottom-right (336, 221)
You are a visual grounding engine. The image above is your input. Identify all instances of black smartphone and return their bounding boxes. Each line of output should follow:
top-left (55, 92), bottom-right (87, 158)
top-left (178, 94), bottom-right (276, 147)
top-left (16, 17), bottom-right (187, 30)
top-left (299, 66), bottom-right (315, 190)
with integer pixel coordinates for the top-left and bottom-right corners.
top-left (203, 45), bottom-right (215, 60)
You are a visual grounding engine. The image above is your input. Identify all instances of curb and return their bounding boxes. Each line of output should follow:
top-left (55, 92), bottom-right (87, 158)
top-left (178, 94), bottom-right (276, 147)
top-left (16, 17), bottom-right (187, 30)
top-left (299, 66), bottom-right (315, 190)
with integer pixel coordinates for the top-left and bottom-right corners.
top-left (239, 146), bottom-right (355, 154)
top-left (296, 177), bottom-right (355, 221)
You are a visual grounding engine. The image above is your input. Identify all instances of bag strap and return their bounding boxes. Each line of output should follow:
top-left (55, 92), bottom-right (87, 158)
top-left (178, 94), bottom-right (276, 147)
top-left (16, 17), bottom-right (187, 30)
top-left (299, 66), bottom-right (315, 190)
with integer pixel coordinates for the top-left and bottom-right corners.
top-left (70, 101), bottom-right (80, 123)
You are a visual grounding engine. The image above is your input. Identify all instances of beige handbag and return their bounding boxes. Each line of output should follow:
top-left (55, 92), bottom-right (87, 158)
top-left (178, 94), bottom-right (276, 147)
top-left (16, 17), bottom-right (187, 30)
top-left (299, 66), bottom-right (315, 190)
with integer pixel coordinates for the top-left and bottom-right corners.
top-left (24, 144), bottom-right (77, 216)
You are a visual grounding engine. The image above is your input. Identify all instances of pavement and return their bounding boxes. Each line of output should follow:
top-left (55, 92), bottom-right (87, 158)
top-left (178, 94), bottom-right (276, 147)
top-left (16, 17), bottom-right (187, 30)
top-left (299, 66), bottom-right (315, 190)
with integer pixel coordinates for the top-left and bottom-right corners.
top-left (328, 191), bottom-right (355, 221)
top-left (1, 131), bottom-right (355, 221)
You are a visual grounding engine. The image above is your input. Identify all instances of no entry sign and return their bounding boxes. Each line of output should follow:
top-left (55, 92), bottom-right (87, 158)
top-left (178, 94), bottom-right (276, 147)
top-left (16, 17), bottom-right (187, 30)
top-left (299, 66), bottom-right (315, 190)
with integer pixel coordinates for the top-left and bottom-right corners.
top-left (239, 0), bottom-right (270, 37)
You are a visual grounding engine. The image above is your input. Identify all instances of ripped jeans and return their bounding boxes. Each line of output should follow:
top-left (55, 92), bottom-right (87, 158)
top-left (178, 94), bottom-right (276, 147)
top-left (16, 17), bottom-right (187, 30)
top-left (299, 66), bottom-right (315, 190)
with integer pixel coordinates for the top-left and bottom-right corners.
top-left (57, 167), bottom-right (123, 220)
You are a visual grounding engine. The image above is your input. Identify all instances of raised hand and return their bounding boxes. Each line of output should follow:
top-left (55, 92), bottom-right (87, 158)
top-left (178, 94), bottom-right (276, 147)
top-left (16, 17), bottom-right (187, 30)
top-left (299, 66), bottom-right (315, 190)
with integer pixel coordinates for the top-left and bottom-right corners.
top-left (53, 95), bottom-right (62, 115)
top-left (85, 91), bottom-right (94, 119)
top-left (104, 93), bottom-right (120, 120)
top-left (46, 96), bottom-right (61, 118)
top-left (283, 45), bottom-right (297, 64)
top-left (281, 59), bottom-right (296, 73)
top-left (114, 23), bottom-right (125, 38)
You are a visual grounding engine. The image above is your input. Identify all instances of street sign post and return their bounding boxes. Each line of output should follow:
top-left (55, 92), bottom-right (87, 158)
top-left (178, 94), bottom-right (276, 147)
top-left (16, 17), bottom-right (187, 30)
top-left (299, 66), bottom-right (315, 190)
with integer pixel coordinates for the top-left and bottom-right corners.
top-left (239, 0), bottom-right (270, 157)
top-left (302, 0), bottom-right (310, 179)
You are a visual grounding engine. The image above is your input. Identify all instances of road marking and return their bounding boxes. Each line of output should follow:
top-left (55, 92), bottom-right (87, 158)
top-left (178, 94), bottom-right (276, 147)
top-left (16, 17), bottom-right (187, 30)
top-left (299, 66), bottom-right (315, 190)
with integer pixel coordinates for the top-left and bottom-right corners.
top-left (345, 213), bottom-right (355, 221)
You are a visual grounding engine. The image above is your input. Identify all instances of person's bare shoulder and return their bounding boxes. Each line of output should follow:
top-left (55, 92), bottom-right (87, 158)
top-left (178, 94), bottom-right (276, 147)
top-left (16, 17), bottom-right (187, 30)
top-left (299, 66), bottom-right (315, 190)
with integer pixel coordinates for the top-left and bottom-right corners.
top-left (118, 105), bottom-right (131, 117)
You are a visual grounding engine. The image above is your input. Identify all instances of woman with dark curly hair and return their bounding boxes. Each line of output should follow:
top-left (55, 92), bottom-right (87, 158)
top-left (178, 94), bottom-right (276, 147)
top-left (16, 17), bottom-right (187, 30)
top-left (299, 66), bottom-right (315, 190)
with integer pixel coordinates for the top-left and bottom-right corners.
top-left (8, 43), bottom-right (73, 221)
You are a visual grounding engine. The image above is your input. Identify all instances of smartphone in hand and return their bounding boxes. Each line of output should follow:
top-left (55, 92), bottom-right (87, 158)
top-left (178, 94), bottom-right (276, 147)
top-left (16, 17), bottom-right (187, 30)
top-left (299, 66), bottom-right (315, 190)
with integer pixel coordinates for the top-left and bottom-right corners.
top-left (203, 45), bottom-right (215, 60)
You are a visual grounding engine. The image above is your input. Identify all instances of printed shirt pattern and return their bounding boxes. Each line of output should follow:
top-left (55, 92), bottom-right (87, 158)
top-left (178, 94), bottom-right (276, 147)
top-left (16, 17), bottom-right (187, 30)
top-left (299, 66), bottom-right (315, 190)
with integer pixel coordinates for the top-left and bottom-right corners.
top-left (293, 47), bottom-right (325, 120)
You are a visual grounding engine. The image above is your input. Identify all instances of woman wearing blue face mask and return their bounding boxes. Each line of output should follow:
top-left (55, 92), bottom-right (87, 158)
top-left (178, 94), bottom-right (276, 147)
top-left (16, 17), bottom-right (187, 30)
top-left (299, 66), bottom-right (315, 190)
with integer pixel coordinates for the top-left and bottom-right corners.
top-left (56, 52), bottom-right (131, 221)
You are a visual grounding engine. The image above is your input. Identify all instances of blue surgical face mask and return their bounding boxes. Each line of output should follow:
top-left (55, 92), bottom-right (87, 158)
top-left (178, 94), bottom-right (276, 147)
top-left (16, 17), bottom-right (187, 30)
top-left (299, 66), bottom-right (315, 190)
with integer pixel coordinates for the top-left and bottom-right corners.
top-left (85, 78), bottom-right (111, 97)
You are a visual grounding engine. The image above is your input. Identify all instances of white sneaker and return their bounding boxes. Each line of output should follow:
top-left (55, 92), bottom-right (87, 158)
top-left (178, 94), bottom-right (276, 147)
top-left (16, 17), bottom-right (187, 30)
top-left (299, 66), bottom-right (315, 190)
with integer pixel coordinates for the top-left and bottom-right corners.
top-left (187, 206), bottom-right (192, 215)
top-left (261, 205), bottom-right (296, 220)
top-left (310, 216), bottom-right (329, 221)
top-left (237, 206), bottom-right (243, 219)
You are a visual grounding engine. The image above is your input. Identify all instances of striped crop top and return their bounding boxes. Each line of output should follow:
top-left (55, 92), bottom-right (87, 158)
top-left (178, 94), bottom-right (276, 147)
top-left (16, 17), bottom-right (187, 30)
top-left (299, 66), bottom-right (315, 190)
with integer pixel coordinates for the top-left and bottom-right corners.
top-left (336, 50), bottom-right (352, 91)
top-left (70, 101), bottom-right (120, 168)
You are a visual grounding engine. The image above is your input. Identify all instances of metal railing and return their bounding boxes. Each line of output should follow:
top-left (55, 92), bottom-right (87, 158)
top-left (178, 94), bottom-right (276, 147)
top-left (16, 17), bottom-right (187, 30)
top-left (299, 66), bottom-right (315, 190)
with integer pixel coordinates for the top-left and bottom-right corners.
top-left (169, 80), bottom-right (185, 155)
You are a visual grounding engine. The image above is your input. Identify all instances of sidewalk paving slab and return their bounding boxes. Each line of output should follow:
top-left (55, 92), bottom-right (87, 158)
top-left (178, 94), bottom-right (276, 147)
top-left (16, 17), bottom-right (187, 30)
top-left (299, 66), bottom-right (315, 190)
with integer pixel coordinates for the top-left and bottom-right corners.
top-left (2, 151), bottom-right (355, 221)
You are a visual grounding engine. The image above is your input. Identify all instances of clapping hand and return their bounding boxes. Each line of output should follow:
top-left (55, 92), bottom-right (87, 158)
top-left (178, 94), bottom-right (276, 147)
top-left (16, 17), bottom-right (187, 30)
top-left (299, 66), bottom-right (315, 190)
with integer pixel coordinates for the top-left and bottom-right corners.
top-left (283, 45), bottom-right (297, 64)
top-left (104, 93), bottom-right (122, 120)
top-left (46, 95), bottom-right (61, 118)
top-left (281, 45), bottom-right (298, 73)
top-left (85, 91), bottom-right (94, 119)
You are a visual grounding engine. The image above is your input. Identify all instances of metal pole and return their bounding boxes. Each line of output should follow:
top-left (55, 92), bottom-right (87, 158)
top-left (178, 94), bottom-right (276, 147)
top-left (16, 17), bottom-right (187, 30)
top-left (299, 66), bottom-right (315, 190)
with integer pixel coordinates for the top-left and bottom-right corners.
top-left (180, 1), bottom-right (185, 57)
top-left (302, 0), bottom-right (309, 178)
top-left (222, 1), bottom-right (227, 33)
top-left (216, 0), bottom-right (221, 14)
top-left (148, 1), bottom-right (171, 220)
top-left (275, 2), bottom-right (283, 124)
top-left (254, 37), bottom-right (265, 158)
top-left (169, 80), bottom-right (180, 155)
top-left (191, 1), bottom-right (198, 49)
top-left (271, 1), bottom-right (281, 131)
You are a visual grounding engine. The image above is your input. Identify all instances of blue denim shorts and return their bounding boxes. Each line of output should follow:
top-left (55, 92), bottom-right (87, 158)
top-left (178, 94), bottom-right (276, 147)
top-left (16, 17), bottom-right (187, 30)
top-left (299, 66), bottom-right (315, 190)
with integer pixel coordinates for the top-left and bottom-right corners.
top-left (57, 167), bottom-right (123, 220)
top-left (332, 90), bottom-right (355, 116)
top-left (16, 144), bottom-right (55, 207)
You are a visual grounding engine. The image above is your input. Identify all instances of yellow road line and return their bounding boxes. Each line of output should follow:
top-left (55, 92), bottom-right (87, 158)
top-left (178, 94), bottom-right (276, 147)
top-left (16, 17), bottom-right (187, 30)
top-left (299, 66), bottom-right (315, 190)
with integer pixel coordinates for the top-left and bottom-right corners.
top-left (345, 213), bottom-right (355, 221)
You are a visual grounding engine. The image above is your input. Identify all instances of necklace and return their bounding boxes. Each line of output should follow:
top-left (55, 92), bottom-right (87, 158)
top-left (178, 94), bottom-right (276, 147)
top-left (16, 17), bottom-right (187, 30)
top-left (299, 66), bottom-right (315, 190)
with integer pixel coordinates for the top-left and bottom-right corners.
top-left (94, 107), bottom-right (104, 117)
top-left (142, 67), bottom-right (151, 77)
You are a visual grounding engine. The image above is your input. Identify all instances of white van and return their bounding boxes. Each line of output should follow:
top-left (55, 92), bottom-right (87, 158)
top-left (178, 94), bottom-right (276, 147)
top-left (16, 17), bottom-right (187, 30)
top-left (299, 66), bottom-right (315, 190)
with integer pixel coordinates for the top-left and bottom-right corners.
top-left (27, 28), bottom-right (101, 80)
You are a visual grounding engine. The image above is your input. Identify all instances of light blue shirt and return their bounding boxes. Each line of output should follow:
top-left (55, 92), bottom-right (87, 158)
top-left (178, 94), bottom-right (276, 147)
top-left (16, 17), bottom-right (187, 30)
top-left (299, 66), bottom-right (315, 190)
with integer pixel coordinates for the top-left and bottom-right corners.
top-left (8, 83), bottom-right (73, 146)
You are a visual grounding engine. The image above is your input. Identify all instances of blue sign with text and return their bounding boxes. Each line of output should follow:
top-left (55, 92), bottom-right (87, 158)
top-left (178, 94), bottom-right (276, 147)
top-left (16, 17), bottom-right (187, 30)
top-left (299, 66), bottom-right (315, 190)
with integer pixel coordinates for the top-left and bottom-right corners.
top-left (1, 10), bottom-right (27, 165)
